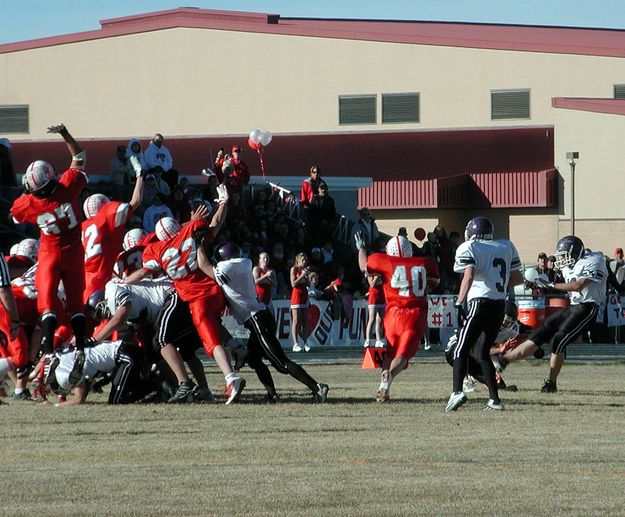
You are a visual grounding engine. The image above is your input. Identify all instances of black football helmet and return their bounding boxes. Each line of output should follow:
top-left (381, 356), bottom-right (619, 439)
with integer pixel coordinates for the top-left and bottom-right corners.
top-left (464, 217), bottom-right (494, 241)
top-left (215, 242), bottom-right (241, 262)
top-left (554, 235), bottom-right (584, 269)
top-left (87, 290), bottom-right (111, 322)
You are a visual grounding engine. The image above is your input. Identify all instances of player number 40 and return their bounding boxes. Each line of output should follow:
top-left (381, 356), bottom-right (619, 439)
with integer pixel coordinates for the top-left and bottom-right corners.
top-left (390, 265), bottom-right (426, 297)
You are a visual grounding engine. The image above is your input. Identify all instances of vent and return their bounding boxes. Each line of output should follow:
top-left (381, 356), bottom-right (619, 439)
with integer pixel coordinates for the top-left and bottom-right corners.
top-left (491, 89), bottom-right (530, 120)
top-left (382, 93), bottom-right (420, 123)
top-left (614, 84), bottom-right (625, 99)
top-left (0, 105), bottom-right (29, 133)
top-left (339, 95), bottom-right (376, 125)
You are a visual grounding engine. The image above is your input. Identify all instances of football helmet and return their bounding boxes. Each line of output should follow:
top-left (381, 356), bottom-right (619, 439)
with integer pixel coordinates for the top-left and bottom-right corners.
top-left (122, 228), bottom-right (148, 251)
top-left (554, 235), bottom-right (585, 269)
top-left (87, 291), bottom-right (111, 322)
top-left (24, 160), bottom-right (58, 197)
top-left (9, 243), bottom-right (18, 256)
top-left (155, 217), bottom-right (182, 241)
top-left (385, 236), bottom-right (413, 258)
top-left (83, 194), bottom-right (110, 219)
top-left (215, 242), bottom-right (241, 262)
top-left (15, 238), bottom-right (39, 261)
top-left (464, 217), bottom-right (494, 241)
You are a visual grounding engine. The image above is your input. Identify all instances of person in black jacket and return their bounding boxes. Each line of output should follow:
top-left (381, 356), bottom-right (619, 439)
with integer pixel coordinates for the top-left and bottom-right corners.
top-left (308, 182), bottom-right (337, 245)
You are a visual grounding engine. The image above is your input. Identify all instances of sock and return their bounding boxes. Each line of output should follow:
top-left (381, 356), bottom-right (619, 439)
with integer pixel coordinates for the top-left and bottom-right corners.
top-left (225, 372), bottom-right (237, 384)
top-left (379, 370), bottom-right (392, 390)
top-left (71, 313), bottom-right (86, 350)
top-left (41, 313), bottom-right (58, 354)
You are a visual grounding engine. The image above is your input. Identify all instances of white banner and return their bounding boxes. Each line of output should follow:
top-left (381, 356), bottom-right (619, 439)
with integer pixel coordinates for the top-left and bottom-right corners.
top-left (222, 295), bottom-right (460, 348)
top-left (606, 294), bottom-right (625, 327)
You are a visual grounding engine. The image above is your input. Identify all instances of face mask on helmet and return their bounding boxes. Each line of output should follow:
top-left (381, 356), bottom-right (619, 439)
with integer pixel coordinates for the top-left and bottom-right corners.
top-left (554, 235), bottom-right (584, 269)
top-left (83, 194), bottom-right (110, 219)
top-left (24, 160), bottom-right (58, 197)
top-left (385, 236), bottom-right (413, 257)
top-left (87, 291), bottom-right (111, 322)
top-left (464, 217), bottom-right (494, 241)
top-left (123, 229), bottom-right (148, 251)
top-left (155, 217), bottom-right (182, 241)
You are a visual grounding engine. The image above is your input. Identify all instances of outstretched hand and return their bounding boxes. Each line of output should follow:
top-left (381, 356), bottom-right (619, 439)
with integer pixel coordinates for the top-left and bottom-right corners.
top-left (214, 184), bottom-right (229, 205)
top-left (46, 124), bottom-right (67, 134)
top-left (190, 204), bottom-right (210, 221)
top-left (354, 231), bottom-right (366, 250)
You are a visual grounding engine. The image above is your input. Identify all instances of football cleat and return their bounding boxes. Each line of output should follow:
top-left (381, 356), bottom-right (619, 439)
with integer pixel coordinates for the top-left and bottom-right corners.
top-left (194, 387), bottom-right (215, 403)
top-left (463, 376), bottom-right (477, 393)
top-left (10, 389), bottom-right (32, 401)
top-left (292, 344), bottom-right (303, 352)
top-left (167, 380), bottom-right (196, 404)
top-left (363, 339), bottom-right (373, 348)
top-left (374, 339), bottom-right (387, 349)
top-left (314, 384), bottom-right (329, 403)
top-left (444, 391), bottom-right (467, 412)
top-left (225, 377), bottom-right (246, 405)
top-left (483, 399), bottom-right (505, 411)
top-left (303, 342), bottom-right (311, 352)
top-left (541, 379), bottom-right (557, 393)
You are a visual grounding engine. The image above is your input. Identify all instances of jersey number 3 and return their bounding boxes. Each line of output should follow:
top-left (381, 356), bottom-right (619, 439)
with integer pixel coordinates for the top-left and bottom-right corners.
top-left (390, 265), bottom-right (426, 297)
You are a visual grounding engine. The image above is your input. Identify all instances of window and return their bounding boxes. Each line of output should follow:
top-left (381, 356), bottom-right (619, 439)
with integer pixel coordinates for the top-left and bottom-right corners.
top-left (0, 105), bottom-right (29, 133)
top-left (338, 95), bottom-right (376, 125)
top-left (614, 84), bottom-right (625, 99)
top-left (491, 89), bottom-right (530, 120)
top-left (382, 93), bottom-right (420, 124)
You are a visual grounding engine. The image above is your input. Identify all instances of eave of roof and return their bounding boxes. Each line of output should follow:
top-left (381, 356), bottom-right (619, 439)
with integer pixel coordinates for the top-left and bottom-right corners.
top-left (552, 97), bottom-right (625, 116)
top-left (1, 7), bottom-right (625, 57)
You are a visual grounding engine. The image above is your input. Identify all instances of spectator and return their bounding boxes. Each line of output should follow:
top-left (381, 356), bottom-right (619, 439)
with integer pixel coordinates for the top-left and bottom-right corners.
top-left (170, 185), bottom-right (192, 223)
top-left (310, 247), bottom-right (324, 271)
top-left (148, 166), bottom-right (171, 197)
top-left (433, 225), bottom-right (454, 293)
top-left (350, 207), bottom-right (380, 252)
top-left (253, 252), bottom-right (277, 306)
top-left (140, 174), bottom-right (159, 214)
top-left (610, 247), bottom-right (625, 285)
top-left (309, 181), bottom-right (338, 245)
top-left (109, 145), bottom-right (132, 201)
top-left (202, 173), bottom-right (220, 204)
top-left (546, 255), bottom-right (564, 284)
top-left (142, 193), bottom-right (173, 233)
top-left (300, 165), bottom-right (322, 206)
top-left (290, 253), bottom-right (311, 352)
top-left (144, 133), bottom-right (173, 174)
top-left (231, 145), bottom-right (250, 188)
top-left (126, 138), bottom-right (146, 171)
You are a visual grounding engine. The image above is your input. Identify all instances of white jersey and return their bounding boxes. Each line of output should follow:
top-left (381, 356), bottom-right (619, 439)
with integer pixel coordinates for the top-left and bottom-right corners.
top-left (562, 252), bottom-right (607, 305)
top-left (214, 258), bottom-right (265, 324)
top-left (54, 341), bottom-right (121, 390)
top-left (105, 278), bottom-right (174, 324)
top-left (454, 239), bottom-right (521, 301)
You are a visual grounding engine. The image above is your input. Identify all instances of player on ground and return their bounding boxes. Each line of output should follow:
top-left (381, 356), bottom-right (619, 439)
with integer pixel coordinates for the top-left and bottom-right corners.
top-left (10, 124), bottom-right (89, 364)
top-left (197, 242), bottom-right (329, 403)
top-left (81, 156), bottom-right (144, 302)
top-left (356, 232), bottom-right (440, 402)
top-left (125, 188), bottom-right (246, 404)
top-left (444, 217), bottom-right (523, 412)
top-left (496, 235), bottom-right (607, 393)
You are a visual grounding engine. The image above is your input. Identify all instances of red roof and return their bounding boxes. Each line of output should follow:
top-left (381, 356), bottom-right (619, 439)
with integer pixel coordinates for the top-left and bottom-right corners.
top-left (552, 97), bottom-right (625, 116)
top-left (1, 7), bottom-right (625, 57)
top-left (359, 169), bottom-right (558, 209)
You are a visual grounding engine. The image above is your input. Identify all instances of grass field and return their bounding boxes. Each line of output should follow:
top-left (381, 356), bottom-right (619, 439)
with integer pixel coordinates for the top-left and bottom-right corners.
top-left (3, 360), bottom-right (625, 516)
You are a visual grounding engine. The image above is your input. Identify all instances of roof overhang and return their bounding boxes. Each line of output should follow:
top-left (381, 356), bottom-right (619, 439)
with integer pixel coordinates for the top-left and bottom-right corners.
top-left (552, 97), bottom-right (625, 116)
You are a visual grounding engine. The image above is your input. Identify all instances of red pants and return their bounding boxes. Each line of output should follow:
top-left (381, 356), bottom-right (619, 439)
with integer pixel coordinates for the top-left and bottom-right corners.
top-left (36, 243), bottom-right (85, 316)
top-left (384, 306), bottom-right (427, 361)
top-left (0, 312), bottom-right (29, 368)
top-left (188, 291), bottom-right (225, 357)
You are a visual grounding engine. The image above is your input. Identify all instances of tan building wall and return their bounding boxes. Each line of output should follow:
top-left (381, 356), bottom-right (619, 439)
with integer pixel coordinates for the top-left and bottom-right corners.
top-left (1, 27), bottom-right (624, 140)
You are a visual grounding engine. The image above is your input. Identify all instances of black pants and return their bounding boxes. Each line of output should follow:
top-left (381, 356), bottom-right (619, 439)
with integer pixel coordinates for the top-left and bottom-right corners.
top-left (152, 292), bottom-right (203, 361)
top-left (530, 303), bottom-right (598, 355)
top-left (244, 309), bottom-right (319, 395)
top-left (109, 342), bottom-right (149, 404)
top-left (451, 298), bottom-right (505, 401)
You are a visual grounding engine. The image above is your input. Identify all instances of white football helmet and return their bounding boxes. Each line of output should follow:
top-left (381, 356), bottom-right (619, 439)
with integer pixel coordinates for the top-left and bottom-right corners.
top-left (385, 235), bottom-right (413, 258)
top-left (24, 160), bottom-right (57, 195)
top-left (155, 217), bottom-right (182, 241)
top-left (123, 228), bottom-right (148, 251)
top-left (9, 243), bottom-right (18, 256)
top-left (15, 238), bottom-right (39, 261)
top-left (83, 194), bottom-right (110, 219)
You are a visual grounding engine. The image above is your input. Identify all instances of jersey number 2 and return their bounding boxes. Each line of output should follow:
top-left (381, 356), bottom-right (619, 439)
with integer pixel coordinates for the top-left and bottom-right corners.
top-left (390, 265), bottom-right (426, 297)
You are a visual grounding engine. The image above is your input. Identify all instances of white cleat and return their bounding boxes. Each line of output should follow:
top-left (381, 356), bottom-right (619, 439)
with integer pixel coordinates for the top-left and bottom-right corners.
top-left (444, 391), bottom-right (467, 412)
top-left (483, 399), bottom-right (505, 411)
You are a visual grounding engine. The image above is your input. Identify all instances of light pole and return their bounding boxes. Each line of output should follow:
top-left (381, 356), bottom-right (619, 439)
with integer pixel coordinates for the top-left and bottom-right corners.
top-left (566, 152), bottom-right (579, 235)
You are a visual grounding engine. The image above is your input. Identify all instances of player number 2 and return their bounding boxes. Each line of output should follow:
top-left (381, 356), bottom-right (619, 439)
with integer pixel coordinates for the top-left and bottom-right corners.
top-left (390, 265), bottom-right (426, 297)
top-left (83, 224), bottom-right (102, 260)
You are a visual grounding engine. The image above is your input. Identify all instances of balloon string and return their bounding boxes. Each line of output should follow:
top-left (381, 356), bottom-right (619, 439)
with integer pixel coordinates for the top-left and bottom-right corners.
top-left (257, 148), bottom-right (266, 179)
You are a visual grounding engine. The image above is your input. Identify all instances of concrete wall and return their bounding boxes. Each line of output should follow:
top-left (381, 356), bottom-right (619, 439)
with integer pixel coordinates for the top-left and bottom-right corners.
top-left (1, 27), bottom-right (624, 140)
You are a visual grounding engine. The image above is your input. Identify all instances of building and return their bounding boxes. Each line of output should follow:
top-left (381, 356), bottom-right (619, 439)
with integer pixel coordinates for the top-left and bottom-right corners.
top-left (1, 7), bottom-right (624, 260)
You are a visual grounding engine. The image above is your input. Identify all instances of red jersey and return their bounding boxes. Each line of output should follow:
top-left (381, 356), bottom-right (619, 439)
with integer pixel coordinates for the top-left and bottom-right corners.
top-left (113, 246), bottom-right (145, 279)
top-left (82, 201), bottom-right (132, 276)
top-left (366, 253), bottom-right (439, 310)
top-left (11, 168), bottom-right (87, 250)
top-left (142, 219), bottom-right (221, 303)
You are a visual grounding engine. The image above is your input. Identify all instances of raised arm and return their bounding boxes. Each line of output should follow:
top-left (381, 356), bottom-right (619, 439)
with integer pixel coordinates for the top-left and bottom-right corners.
top-left (47, 124), bottom-right (85, 170)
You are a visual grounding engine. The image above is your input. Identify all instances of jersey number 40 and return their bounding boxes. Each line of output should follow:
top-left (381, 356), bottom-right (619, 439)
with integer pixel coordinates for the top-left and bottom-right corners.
top-left (390, 265), bottom-right (426, 297)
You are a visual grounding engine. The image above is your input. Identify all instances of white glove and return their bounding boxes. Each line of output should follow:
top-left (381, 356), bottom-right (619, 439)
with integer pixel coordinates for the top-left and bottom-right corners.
top-left (214, 184), bottom-right (229, 205)
top-left (354, 231), bottom-right (366, 250)
top-left (129, 155), bottom-right (143, 178)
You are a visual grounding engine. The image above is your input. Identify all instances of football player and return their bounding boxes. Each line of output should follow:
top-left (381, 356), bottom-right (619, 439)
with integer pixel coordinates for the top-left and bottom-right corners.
top-left (444, 217), bottom-right (523, 412)
top-left (197, 241), bottom-right (329, 403)
top-left (10, 124), bottom-right (89, 363)
top-left (356, 232), bottom-right (440, 403)
top-left (81, 155), bottom-right (144, 303)
top-left (125, 188), bottom-right (246, 404)
top-left (496, 235), bottom-right (607, 393)
top-left (0, 255), bottom-right (21, 379)
top-left (112, 229), bottom-right (150, 280)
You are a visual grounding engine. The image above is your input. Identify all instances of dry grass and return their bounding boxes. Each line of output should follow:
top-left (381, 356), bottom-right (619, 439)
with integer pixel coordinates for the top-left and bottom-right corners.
top-left (3, 361), bottom-right (625, 516)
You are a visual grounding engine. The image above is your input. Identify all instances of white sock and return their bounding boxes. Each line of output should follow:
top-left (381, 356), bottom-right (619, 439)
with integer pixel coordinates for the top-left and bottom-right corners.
top-left (14, 387), bottom-right (23, 395)
top-left (0, 358), bottom-right (14, 377)
top-left (225, 372), bottom-right (237, 384)
top-left (379, 371), bottom-right (393, 390)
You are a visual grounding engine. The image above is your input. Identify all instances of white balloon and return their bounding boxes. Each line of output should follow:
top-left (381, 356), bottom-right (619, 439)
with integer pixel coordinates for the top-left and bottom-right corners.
top-left (524, 268), bottom-right (539, 282)
top-left (249, 129), bottom-right (262, 145)
top-left (260, 131), bottom-right (272, 147)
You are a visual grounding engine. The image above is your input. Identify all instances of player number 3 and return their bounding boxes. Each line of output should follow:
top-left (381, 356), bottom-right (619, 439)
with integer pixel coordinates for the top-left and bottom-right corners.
top-left (390, 265), bottom-right (426, 297)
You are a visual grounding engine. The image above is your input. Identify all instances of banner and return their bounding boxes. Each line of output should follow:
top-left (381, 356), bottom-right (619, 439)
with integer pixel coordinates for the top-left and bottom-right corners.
top-left (606, 294), bottom-right (625, 327)
top-left (222, 295), bottom-right (460, 348)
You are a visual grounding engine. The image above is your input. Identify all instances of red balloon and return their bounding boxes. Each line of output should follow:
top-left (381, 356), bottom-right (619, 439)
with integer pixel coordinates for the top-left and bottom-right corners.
top-left (414, 227), bottom-right (426, 241)
top-left (247, 137), bottom-right (259, 150)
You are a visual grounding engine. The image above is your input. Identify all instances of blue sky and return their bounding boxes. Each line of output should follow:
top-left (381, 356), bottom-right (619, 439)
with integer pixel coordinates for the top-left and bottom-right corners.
top-left (2, 0), bottom-right (625, 45)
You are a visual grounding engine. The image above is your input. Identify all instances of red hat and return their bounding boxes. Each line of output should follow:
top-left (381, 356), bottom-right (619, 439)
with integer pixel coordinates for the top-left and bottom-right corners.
top-left (616, 247), bottom-right (623, 255)
top-left (232, 145), bottom-right (241, 153)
